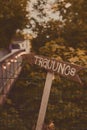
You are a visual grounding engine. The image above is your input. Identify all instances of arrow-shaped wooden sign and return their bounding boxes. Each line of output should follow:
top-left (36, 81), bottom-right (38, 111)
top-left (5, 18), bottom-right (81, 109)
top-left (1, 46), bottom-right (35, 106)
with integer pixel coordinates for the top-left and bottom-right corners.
top-left (23, 53), bottom-right (85, 130)
top-left (27, 53), bottom-right (84, 85)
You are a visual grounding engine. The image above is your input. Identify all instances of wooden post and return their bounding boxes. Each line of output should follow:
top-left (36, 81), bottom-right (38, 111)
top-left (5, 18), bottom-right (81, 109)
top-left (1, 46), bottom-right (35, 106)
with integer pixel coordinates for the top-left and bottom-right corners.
top-left (35, 72), bottom-right (54, 130)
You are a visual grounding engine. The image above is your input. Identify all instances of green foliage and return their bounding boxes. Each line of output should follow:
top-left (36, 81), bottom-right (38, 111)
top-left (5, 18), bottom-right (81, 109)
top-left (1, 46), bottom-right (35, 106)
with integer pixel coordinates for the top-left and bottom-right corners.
top-left (0, 65), bottom-right (47, 129)
top-left (0, 41), bottom-right (86, 129)
top-left (31, 0), bottom-right (87, 50)
top-left (31, 20), bottom-right (62, 53)
top-left (39, 39), bottom-right (87, 129)
top-left (0, 0), bottom-right (87, 130)
top-left (0, 0), bottom-right (28, 48)
top-left (61, 0), bottom-right (87, 47)
top-left (39, 38), bottom-right (87, 67)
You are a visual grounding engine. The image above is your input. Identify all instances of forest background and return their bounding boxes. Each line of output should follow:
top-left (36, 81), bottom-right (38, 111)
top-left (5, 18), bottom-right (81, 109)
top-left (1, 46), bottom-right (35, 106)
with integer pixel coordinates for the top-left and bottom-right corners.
top-left (0, 0), bottom-right (87, 130)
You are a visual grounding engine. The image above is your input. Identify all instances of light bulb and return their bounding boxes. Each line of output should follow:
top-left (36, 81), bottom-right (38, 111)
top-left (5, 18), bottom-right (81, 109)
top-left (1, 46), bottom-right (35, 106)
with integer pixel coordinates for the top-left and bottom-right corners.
top-left (14, 60), bottom-right (17, 62)
top-left (11, 59), bottom-right (14, 62)
top-left (3, 65), bottom-right (6, 70)
top-left (15, 55), bottom-right (18, 58)
top-left (7, 62), bottom-right (11, 65)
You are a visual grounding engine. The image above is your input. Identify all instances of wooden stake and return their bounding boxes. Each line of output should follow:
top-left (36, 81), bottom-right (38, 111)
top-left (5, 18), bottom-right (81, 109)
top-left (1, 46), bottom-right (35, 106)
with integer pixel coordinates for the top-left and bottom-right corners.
top-left (35, 72), bottom-right (54, 130)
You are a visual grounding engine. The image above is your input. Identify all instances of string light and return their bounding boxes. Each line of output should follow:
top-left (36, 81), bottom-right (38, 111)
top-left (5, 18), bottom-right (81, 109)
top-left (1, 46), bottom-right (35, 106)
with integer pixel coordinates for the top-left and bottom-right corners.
top-left (11, 59), bottom-right (14, 62)
top-left (17, 54), bottom-right (21, 57)
top-left (2, 65), bottom-right (6, 70)
top-left (1, 51), bottom-right (24, 71)
top-left (15, 55), bottom-right (18, 58)
top-left (7, 62), bottom-right (11, 65)
top-left (14, 60), bottom-right (17, 63)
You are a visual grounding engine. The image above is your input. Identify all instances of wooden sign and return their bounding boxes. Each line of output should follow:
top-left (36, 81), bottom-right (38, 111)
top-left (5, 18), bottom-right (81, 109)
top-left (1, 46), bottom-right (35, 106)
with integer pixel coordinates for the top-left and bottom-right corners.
top-left (28, 53), bottom-right (84, 85)
top-left (24, 53), bottom-right (84, 130)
